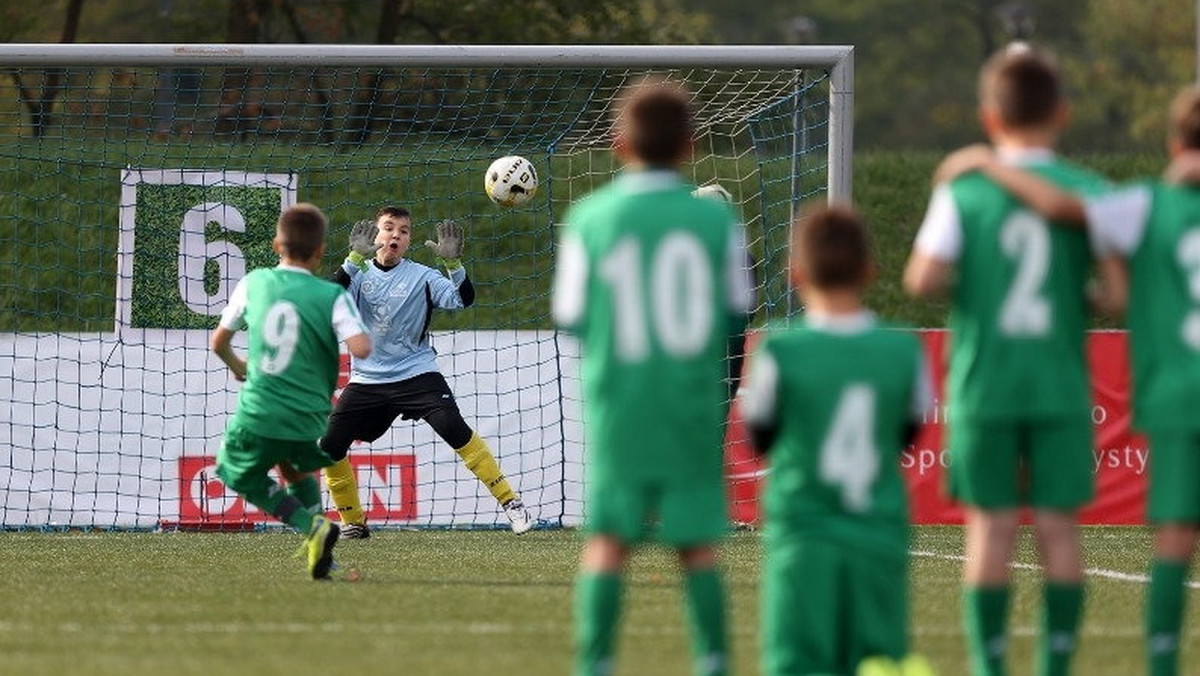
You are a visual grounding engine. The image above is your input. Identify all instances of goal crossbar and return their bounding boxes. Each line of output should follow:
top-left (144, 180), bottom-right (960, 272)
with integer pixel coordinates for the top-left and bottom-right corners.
top-left (0, 43), bottom-right (854, 201)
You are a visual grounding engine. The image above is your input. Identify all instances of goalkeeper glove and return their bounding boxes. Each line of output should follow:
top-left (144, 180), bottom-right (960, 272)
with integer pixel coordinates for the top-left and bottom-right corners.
top-left (347, 219), bottom-right (381, 271)
top-left (424, 219), bottom-right (464, 269)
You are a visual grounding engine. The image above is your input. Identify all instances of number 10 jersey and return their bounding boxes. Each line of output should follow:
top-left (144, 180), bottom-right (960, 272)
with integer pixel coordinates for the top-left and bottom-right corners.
top-left (552, 169), bottom-right (754, 486)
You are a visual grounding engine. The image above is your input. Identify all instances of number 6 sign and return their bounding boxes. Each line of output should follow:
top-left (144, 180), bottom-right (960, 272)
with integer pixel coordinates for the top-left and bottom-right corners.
top-left (116, 169), bottom-right (297, 338)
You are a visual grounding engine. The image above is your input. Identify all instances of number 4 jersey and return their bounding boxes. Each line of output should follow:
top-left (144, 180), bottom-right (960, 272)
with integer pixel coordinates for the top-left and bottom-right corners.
top-left (740, 313), bottom-right (931, 553)
top-left (914, 148), bottom-right (1108, 422)
top-left (552, 169), bottom-right (755, 486)
top-left (219, 264), bottom-right (366, 440)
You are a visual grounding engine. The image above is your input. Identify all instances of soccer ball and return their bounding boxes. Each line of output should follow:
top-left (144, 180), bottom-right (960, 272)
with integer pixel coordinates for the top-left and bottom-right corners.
top-left (485, 155), bottom-right (538, 207)
top-left (692, 183), bottom-right (733, 203)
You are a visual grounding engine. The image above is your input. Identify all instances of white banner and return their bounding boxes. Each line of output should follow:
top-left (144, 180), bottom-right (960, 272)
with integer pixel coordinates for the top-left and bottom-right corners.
top-left (0, 330), bottom-right (583, 529)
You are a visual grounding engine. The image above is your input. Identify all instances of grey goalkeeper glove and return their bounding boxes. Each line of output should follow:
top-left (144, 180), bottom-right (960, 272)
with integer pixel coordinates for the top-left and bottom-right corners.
top-left (347, 219), bottom-right (381, 271)
top-left (424, 219), bottom-right (464, 269)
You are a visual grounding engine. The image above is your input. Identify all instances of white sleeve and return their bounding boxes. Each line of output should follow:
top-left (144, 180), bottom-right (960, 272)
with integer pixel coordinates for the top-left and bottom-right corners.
top-left (1083, 185), bottom-right (1152, 257)
top-left (910, 350), bottom-right (934, 423)
top-left (739, 347), bottom-right (779, 428)
top-left (218, 277), bottom-right (249, 330)
top-left (726, 223), bottom-right (755, 314)
top-left (913, 185), bottom-right (963, 262)
top-left (552, 231), bottom-right (588, 329)
top-left (331, 291), bottom-right (367, 342)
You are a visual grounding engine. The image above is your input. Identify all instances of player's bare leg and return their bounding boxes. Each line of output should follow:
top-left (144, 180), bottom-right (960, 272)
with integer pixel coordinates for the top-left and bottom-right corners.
top-left (963, 508), bottom-right (1019, 676)
top-left (1032, 510), bottom-right (1084, 676)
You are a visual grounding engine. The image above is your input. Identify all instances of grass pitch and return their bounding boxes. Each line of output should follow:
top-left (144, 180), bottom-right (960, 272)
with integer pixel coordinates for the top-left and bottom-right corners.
top-left (0, 526), bottom-right (1195, 675)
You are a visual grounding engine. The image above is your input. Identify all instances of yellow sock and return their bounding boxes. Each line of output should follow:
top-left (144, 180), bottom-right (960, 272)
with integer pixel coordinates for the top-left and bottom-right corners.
top-left (455, 432), bottom-right (516, 505)
top-left (323, 457), bottom-right (366, 525)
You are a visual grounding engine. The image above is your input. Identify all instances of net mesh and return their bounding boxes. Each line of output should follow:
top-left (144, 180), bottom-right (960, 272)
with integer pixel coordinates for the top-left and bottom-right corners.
top-left (0, 59), bottom-right (832, 529)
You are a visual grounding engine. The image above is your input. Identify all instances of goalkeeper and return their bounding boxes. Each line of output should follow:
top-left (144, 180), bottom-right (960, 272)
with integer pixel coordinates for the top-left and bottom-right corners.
top-left (319, 206), bottom-right (533, 538)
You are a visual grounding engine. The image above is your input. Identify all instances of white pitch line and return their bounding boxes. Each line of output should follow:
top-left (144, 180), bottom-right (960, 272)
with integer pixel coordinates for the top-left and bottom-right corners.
top-left (910, 549), bottom-right (1200, 589)
top-left (0, 619), bottom-right (757, 637)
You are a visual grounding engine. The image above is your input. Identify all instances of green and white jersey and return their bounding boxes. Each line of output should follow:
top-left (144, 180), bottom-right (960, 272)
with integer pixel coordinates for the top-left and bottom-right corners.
top-left (1085, 182), bottom-right (1200, 431)
top-left (740, 312), bottom-right (931, 555)
top-left (219, 264), bottom-right (366, 440)
top-left (914, 148), bottom-right (1106, 421)
top-left (552, 169), bottom-right (755, 486)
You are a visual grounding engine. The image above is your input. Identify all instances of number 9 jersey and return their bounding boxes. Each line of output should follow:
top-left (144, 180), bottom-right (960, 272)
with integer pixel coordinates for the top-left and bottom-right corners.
top-left (219, 264), bottom-right (366, 440)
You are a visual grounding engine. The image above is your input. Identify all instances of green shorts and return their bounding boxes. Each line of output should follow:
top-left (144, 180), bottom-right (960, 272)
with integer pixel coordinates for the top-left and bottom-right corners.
top-left (947, 417), bottom-right (1094, 511)
top-left (761, 534), bottom-right (907, 675)
top-left (216, 424), bottom-right (333, 497)
top-left (1147, 431), bottom-right (1200, 523)
top-left (584, 477), bottom-right (727, 547)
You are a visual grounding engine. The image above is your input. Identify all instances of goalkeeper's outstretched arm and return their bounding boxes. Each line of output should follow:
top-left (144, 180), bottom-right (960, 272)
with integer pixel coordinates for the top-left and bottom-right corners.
top-left (333, 219), bottom-right (382, 288)
top-left (426, 218), bottom-right (475, 308)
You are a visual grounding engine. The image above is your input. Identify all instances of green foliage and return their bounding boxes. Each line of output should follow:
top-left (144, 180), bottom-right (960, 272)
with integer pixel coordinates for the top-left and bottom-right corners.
top-left (0, 527), bottom-right (1183, 675)
top-left (1068, 0), bottom-right (1197, 149)
top-left (2, 1), bottom-right (1193, 152)
top-left (0, 148), bottom-right (1166, 332)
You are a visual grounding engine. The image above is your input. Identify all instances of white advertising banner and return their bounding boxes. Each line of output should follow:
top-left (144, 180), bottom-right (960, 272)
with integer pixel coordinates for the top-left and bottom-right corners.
top-left (0, 330), bottom-right (583, 528)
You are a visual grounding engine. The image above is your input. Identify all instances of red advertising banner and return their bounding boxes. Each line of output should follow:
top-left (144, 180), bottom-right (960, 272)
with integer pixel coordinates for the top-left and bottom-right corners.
top-left (171, 454), bottom-right (417, 528)
top-left (725, 330), bottom-right (1148, 525)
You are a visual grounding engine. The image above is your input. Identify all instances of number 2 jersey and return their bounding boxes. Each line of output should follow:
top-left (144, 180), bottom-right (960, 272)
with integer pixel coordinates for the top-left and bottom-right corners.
top-left (914, 148), bottom-right (1107, 422)
top-left (1084, 182), bottom-right (1200, 432)
top-left (551, 169), bottom-right (755, 486)
top-left (740, 313), bottom-right (930, 554)
top-left (219, 264), bottom-right (366, 440)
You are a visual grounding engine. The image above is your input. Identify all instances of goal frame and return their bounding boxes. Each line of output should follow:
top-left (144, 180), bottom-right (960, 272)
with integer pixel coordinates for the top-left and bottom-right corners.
top-left (0, 43), bottom-right (855, 202)
top-left (0, 42), bottom-right (855, 530)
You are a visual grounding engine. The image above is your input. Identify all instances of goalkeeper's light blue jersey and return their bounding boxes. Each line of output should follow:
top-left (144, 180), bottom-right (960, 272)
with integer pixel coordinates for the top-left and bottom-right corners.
top-left (342, 257), bottom-right (469, 384)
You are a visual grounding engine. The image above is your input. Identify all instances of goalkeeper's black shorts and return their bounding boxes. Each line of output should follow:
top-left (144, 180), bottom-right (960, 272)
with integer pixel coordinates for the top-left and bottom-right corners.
top-left (319, 371), bottom-right (473, 459)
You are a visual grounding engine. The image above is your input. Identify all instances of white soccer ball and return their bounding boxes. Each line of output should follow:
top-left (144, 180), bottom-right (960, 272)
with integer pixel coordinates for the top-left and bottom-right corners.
top-left (692, 183), bottom-right (733, 203)
top-left (485, 155), bottom-right (538, 207)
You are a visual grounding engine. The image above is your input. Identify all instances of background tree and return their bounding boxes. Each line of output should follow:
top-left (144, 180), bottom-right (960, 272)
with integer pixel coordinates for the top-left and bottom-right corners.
top-left (9, 0), bottom-right (84, 139)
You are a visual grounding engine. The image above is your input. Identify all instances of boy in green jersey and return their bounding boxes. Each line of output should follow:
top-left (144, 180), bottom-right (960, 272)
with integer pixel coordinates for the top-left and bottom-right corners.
top-left (210, 203), bottom-right (371, 579)
top-left (741, 203), bottom-right (935, 676)
top-left (903, 44), bottom-right (1106, 676)
top-left (932, 85), bottom-right (1200, 676)
top-left (551, 77), bottom-right (755, 676)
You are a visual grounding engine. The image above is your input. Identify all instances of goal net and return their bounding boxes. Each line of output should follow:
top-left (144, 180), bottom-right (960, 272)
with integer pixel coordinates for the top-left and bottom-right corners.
top-left (0, 44), bottom-right (853, 530)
